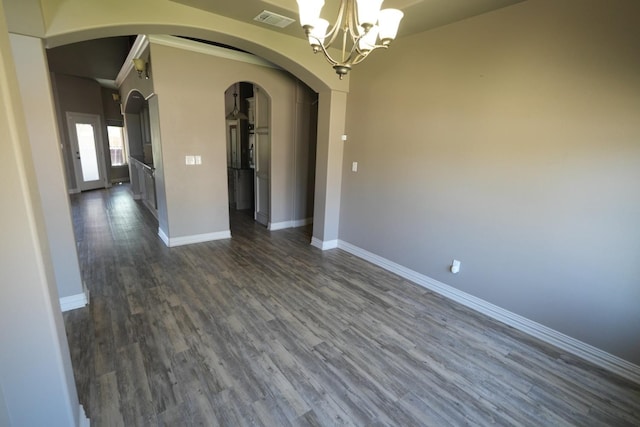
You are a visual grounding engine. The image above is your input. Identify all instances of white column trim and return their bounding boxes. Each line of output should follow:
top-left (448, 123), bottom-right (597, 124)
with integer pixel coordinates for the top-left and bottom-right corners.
top-left (310, 237), bottom-right (338, 250)
top-left (158, 230), bottom-right (231, 247)
top-left (59, 287), bottom-right (89, 312)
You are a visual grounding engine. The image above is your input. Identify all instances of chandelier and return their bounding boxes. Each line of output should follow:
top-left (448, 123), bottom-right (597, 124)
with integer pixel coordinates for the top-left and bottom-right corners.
top-left (296, 0), bottom-right (404, 79)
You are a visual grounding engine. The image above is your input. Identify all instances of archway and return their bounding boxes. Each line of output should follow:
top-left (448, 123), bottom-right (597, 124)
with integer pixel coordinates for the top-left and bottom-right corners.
top-left (123, 90), bottom-right (158, 215)
top-left (40, 1), bottom-right (348, 246)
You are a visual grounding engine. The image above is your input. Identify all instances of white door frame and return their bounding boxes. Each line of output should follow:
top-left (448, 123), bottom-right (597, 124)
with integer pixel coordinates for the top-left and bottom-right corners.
top-left (66, 112), bottom-right (108, 191)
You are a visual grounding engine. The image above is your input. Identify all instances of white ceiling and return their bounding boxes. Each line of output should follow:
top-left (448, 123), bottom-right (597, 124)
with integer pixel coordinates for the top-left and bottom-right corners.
top-left (169, 0), bottom-right (525, 40)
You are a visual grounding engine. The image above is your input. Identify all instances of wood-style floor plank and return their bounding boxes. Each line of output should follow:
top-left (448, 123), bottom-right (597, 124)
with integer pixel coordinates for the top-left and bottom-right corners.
top-left (64, 185), bottom-right (640, 426)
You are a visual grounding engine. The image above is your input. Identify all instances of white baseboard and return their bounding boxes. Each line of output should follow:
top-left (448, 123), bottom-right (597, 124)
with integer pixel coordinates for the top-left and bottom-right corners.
top-left (337, 239), bottom-right (640, 385)
top-left (68, 188), bottom-right (80, 195)
top-left (293, 217), bottom-right (313, 227)
top-left (59, 288), bottom-right (89, 312)
top-left (268, 217), bottom-right (313, 231)
top-left (158, 228), bottom-right (169, 246)
top-left (78, 404), bottom-right (90, 427)
top-left (311, 237), bottom-right (338, 250)
top-left (160, 230), bottom-right (231, 247)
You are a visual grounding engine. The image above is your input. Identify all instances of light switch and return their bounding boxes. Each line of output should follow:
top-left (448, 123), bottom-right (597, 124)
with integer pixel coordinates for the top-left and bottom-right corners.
top-left (195, 155), bottom-right (202, 165)
top-left (351, 161), bottom-right (358, 172)
top-left (341, 134), bottom-right (348, 142)
top-left (185, 155), bottom-right (195, 165)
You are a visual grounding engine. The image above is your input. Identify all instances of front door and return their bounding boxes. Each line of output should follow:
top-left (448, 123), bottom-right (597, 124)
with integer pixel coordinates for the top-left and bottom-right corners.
top-left (66, 112), bottom-right (107, 191)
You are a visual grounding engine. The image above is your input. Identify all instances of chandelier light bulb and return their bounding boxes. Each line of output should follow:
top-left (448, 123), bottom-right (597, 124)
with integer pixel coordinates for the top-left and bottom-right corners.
top-left (358, 25), bottom-right (379, 52)
top-left (356, 0), bottom-right (384, 29)
top-left (297, 0), bottom-right (325, 28)
top-left (378, 8), bottom-right (404, 44)
top-left (309, 18), bottom-right (330, 48)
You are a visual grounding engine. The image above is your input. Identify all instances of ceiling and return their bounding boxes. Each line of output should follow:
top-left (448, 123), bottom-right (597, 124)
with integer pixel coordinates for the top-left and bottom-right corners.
top-left (169, 0), bottom-right (524, 40)
top-left (46, 0), bottom-right (524, 86)
top-left (47, 36), bottom-right (135, 88)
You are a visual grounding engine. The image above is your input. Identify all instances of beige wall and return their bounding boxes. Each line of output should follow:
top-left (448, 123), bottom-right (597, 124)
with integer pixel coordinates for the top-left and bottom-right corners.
top-left (0, 3), bottom-right (80, 423)
top-left (10, 34), bottom-right (84, 300)
top-left (340, 0), bottom-right (640, 364)
top-left (149, 38), bottom-right (316, 239)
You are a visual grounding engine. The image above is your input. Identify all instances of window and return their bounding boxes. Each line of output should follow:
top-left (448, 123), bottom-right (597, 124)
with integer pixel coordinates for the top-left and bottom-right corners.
top-left (107, 125), bottom-right (128, 166)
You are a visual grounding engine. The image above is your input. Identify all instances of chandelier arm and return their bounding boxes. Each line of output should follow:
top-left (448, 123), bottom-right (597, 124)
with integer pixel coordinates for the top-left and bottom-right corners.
top-left (346, 0), bottom-right (362, 40)
top-left (351, 47), bottom-right (385, 65)
top-left (311, 33), bottom-right (364, 69)
top-left (323, 0), bottom-right (348, 49)
top-left (309, 36), bottom-right (340, 66)
top-left (338, 37), bottom-right (368, 67)
top-left (353, 43), bottom-right (388, 60)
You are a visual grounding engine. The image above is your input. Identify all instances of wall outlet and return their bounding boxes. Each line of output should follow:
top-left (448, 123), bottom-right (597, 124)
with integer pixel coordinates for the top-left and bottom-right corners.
top-left (185, 155), bottom-right (195, 165)
top-left (451, 259), bottom-right (461, 274)
top-left (195, 155), bottom-right (202, 165)
top-left (351, 162), bottom-right (358, 172)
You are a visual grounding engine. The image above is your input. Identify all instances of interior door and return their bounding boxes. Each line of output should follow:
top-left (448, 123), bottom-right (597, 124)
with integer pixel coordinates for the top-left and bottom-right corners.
top-left (66, 112), bottom-right (107, 191)
top-left (254, 87), bottom-right (270, 226)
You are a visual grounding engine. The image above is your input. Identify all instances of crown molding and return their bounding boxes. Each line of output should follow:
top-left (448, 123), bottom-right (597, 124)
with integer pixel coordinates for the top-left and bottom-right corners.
top-left (115, 34), bottom-right (149, 88)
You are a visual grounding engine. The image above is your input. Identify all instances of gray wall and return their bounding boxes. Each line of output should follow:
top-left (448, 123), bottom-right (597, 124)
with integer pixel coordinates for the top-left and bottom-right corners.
top-left (340, 0), bottom-right (640, 364)
top-left (10, 33), bottom-right (84, 301)
top-left (1, 18), bottom-right (79, 426)
top-left (149, 38), bottom-right (316, 240)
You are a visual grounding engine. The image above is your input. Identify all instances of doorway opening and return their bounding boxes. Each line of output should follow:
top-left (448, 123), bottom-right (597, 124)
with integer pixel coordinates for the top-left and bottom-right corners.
top-left (66, 112), bottom-right (109, 191)
top-left (124, 90), bottom-right (157, 216)
top-left (225, 82), bottom-right (271, 228)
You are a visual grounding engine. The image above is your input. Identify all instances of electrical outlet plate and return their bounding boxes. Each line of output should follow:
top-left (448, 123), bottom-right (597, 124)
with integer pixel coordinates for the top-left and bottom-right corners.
top-left (451, 259), bottom-right (461, 274)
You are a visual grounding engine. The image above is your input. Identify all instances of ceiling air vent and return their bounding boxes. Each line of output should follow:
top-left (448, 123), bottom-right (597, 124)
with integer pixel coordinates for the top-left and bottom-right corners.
top-left (253, 10), bottom-right (296, 28)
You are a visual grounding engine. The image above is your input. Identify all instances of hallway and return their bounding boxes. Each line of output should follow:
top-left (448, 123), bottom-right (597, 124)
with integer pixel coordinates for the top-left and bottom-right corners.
top-left (64, 185), bottom-right (640, 426)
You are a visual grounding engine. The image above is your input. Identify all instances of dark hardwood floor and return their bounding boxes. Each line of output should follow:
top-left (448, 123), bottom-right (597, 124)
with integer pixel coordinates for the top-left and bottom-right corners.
top-left (64, 185), bottom-right (640, 426)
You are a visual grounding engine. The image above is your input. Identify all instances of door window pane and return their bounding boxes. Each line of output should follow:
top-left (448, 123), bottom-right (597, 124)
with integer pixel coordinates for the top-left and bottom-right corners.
top-left (76, 123), bottom-right (100, 181)
top-left (107, 126), bottom-right (127, 166)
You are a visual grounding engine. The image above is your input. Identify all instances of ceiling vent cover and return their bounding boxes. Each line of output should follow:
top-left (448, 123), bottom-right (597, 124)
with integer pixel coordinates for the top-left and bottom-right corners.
top-left (253, 10), bottom-right (296, 28)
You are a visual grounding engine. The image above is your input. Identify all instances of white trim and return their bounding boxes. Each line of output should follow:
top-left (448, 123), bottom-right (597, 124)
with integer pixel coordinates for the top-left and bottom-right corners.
top-left (311, 237), bottom-right (338, 250)
top-left (158, 228), bottom-right (169, 246)
top-left (337, 239), bottom-right (640, 385)
top-left (293, 217), bottom-right (313, 227)
top-left (160, 230), bottom-right (231, 248)
top-left (78, 404), bottom-right (90, 427)
top-left (68, 188), bottom-right (80, 194)
top-left (268, 217), bottom-right (312, 231)
top-left (115, 34), bottom-right (149, 88)
top-left (147, 35), bottom-right (281, 70)
top-left (59, 289), bottom-right (89, 312)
